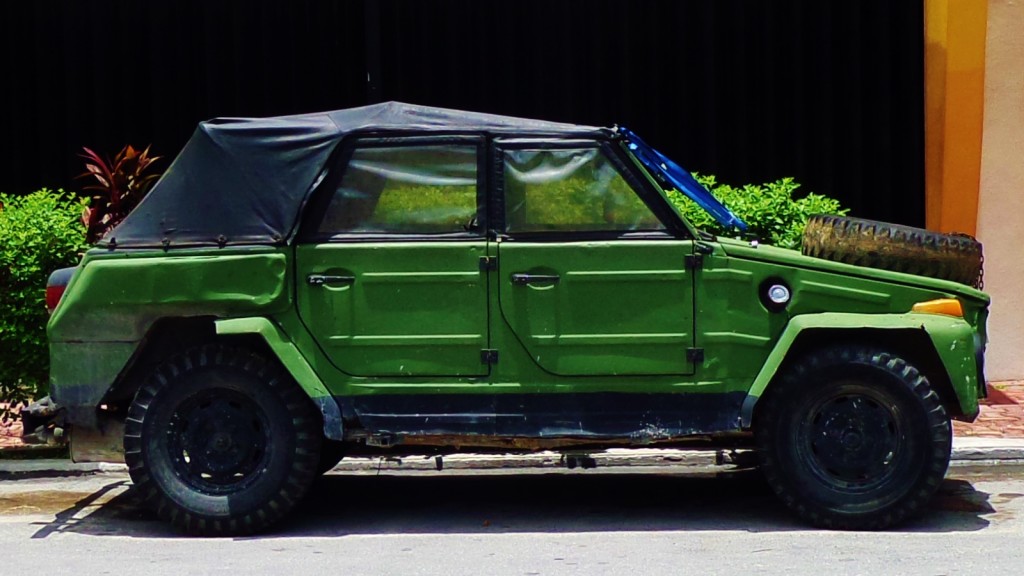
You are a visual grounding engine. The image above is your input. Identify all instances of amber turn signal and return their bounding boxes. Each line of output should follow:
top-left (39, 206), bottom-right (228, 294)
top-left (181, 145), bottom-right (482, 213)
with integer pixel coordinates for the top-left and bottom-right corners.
top-left (911, 298), bottom-right (963, 317)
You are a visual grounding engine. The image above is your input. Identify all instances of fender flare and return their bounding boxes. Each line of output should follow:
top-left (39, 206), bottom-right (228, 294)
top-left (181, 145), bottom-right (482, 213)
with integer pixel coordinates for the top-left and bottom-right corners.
top-left (215, 317), bottom-right (344, 441)
top-left (739, 312), bottom-right (981, 428)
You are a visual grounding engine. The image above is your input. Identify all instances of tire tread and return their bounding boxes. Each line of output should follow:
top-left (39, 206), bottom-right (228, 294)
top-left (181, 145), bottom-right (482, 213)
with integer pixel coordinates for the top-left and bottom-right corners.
top-left (755, 345), bottom-right (952, 530)
top-left (802, 214), bottom-right (983, 288)
top-left (123, 344), bottom-right (321, 536)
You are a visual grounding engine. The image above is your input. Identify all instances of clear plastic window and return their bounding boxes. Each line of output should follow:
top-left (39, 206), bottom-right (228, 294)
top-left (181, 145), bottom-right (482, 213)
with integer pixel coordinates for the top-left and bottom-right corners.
top-left (318, 145), bottom-right (478, 235)
top-left (503, 148), bottom-right (664, 233)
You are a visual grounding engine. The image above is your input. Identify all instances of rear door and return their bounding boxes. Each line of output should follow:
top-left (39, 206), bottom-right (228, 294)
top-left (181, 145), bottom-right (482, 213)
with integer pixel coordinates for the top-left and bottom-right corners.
top-left (296, 138), bottom-right (490, 377)
top-left (495, 142), bottom-right (697, 376)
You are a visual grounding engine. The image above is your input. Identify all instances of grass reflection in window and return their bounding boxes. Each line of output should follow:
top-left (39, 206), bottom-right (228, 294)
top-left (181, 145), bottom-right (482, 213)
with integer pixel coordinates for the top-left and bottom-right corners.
top-left (504, 148), bottom-right (663, 233)
top-left (320, 145), bottom-right (477, 235)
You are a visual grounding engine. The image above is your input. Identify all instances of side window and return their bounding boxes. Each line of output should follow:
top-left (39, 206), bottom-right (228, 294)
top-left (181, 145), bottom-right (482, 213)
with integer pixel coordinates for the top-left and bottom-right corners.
top-left (503, 147), bottom-right (665, 233)
top-left (318, 144), bottom-right (478, 235)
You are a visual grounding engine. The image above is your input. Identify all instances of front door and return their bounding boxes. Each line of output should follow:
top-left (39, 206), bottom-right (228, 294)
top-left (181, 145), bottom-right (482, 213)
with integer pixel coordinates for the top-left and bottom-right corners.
top-left (498, 241), bottom-right (695, 376)
top-left (296, 140), bottom-right (489, 377)
top-left (496, 144), bottom-right (696, 377)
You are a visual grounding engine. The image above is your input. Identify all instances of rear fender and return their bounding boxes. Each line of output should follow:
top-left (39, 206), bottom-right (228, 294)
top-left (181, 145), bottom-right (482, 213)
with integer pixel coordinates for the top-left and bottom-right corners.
top-left (215, 317), bottom-right (343, 441)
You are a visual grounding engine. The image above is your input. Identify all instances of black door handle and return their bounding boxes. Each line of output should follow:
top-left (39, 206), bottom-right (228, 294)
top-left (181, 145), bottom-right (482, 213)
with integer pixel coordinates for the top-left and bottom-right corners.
top-left (307, 274), bottom-right (356, 286)
top-left (511, 273), bottom-right (560, 285)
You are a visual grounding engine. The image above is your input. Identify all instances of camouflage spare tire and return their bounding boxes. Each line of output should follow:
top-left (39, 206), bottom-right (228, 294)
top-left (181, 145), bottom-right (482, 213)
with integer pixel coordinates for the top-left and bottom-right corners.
top-left (802, 215), bottom-right (983, 288)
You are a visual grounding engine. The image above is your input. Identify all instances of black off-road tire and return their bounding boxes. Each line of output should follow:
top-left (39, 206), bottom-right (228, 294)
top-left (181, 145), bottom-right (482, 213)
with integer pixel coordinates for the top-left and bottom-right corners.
top-left (754, 346), bottom-right (951, 530)
top-left (124, 344), bottom-right (322, 536)
top-left (802, 214), bottom-right (983, 288)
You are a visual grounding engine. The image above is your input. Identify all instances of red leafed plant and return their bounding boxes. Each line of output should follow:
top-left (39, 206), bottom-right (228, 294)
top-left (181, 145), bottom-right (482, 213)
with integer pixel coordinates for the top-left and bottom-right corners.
top-left (78, 145), bottom-right (162, 243)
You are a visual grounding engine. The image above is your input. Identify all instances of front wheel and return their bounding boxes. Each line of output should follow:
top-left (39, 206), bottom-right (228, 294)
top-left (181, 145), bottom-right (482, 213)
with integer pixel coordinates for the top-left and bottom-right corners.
top-left (755, 346), bottom-right (951, 530)
top-left (124, 344), bottom-right (322, 536)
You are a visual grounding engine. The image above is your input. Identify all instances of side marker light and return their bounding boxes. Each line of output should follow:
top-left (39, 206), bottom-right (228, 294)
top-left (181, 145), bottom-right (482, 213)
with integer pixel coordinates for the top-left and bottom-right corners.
top-left (911, 298), bottom-right (963, 317)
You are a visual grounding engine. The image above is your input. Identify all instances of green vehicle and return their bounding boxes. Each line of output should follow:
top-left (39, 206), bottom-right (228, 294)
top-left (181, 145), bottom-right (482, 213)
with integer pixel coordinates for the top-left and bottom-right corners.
top-left (43, 103), bottom-right (989, 535)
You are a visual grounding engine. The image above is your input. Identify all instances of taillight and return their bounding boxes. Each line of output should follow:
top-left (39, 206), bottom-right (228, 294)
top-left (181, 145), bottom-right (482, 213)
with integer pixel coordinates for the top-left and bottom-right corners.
top-left (46, 267), bottom-right (77, 315)
top-left (46, 285), bottom-right (66, 314)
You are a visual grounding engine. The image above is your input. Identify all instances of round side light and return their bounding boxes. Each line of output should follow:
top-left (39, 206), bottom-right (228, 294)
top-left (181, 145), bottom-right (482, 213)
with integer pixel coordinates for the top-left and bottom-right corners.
top-left (767, 284), bottom-right (791, 305)
top-left (759, 279), bottom-right (793, 312)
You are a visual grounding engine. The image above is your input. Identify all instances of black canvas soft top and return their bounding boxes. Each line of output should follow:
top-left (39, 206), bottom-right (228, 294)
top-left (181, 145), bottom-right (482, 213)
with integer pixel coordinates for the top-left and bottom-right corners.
top-left (102, 102), bottom-right (606, 249)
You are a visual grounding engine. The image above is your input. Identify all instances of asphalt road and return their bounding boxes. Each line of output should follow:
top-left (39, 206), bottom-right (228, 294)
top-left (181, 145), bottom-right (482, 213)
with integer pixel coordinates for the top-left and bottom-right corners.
top-left (1, 465), bottom-right (1022, 575)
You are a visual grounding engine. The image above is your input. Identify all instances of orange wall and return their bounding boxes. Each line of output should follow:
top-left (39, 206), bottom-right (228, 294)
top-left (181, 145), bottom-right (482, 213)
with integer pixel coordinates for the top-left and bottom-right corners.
top-left (925, 0), bottom-right (988, 235)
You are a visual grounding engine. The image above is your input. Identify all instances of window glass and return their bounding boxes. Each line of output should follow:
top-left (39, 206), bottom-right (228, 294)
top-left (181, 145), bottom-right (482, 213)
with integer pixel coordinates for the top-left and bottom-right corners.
top-left (318, 145), bottom-right (478, 235)
top-left (503, 148), bottom-right (664, 233)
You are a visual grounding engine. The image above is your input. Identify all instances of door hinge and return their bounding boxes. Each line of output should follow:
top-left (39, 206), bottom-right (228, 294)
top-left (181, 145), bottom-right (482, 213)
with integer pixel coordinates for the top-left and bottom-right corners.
top-left (695, 241), bottom-right (714, 255)
top-left (687, 347), bottom-right (705, 363)
top-left (481, 349), bottom-right (499, 364)
top-left (480, 256), bottom-right (497, 271)
top-left (685, 254), bottom-right (703, 270)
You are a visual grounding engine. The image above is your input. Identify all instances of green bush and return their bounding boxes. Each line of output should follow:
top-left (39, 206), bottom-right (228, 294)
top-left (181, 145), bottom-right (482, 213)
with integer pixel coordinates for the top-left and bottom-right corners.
top-left (667, 175), bottom-right (849, 249)
top-left (0, 189), bottom-right (87, 417)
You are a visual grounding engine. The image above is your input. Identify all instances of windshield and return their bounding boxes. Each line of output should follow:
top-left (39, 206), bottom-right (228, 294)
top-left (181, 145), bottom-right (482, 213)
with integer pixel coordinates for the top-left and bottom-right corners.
top-left (618, 127), bottom-right (748, 232)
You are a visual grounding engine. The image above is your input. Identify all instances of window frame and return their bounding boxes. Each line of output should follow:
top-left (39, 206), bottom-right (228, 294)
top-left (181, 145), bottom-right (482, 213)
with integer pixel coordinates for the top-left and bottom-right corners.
top-left (491, 138), bottom-right (691, 241)
top-left (298, 134), bottom-right (487, 243)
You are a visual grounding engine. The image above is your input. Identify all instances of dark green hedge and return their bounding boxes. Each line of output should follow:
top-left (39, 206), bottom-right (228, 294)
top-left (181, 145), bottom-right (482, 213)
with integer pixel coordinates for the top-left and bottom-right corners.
top-left (0, 189), bottom-right (87, 414)
top-left (670, 175), bottom-right (848, 249)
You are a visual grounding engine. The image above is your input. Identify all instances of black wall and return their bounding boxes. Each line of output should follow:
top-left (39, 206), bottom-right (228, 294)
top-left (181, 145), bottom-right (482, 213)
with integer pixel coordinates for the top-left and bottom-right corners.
top-left (1, 0), bottom-right (924, 225)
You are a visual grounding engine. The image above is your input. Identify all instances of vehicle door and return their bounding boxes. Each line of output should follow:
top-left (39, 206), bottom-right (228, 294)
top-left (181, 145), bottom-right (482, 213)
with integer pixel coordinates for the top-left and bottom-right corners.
top-left (495, 140), bottom-right (697, 377)
top-left (296, 137), bottom-right (490, 377)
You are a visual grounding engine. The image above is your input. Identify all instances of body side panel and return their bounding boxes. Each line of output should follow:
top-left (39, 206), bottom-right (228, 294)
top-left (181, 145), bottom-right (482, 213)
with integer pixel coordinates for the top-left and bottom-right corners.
top-left (47, 242), bottom-right (987, 446)
top-left (691, 246), bottom-right (976, 403)
top-left (48, 248), bottom-right (291, 426)
top-left (294, 242), bottom-right (490, 377)
top-left (719, 239), bottom-right (989, 303)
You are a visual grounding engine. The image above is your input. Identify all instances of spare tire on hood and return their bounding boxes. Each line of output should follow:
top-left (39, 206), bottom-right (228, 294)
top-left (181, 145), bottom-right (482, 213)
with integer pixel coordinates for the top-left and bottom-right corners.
top-left (801, 215), bottom-right (983, 288)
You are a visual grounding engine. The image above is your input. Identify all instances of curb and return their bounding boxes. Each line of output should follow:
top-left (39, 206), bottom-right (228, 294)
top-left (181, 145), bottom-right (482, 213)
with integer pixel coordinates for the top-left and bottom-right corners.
top-left (948, 437), bottom-right (1024, 463)
top-left (3, 438), bottom-right (1024, 477)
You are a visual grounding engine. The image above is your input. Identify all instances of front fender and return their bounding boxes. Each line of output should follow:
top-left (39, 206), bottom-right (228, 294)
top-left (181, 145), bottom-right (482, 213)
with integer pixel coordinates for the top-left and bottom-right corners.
top-left (739, 312), bottom-right (982, 428)
top-left (215, 317), bottom-right (344, 440)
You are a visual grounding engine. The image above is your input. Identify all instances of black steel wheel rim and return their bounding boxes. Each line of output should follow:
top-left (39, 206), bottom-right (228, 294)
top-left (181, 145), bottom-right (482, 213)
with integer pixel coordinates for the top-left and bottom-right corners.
top-left (166, 388), bottom-right (271, 495)
top-left (797, 385), bottom-right (905, 492)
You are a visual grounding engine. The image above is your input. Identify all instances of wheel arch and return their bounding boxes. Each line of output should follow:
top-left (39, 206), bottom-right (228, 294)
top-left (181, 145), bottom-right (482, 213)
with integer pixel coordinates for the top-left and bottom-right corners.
top-left (101, 316), bottom-right (343, 441)
top-left (215, 317), bottom-right (344, 441)
top-left (100, 316), bottom-right (217, 411)
top-left (741, 313), bottom-right (981, 429)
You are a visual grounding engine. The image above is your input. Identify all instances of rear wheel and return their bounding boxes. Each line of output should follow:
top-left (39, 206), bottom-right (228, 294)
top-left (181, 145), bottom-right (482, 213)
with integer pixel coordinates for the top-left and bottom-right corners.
top-left (755, 346), bottom-right (951, 529)
top-left (124, 344), bottom-right (321, 536)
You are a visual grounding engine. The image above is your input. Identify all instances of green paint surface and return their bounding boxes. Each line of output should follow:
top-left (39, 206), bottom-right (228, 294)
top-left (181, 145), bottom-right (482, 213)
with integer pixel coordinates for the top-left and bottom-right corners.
top-left (47, 248), bottom-right (292, 425)
top-left (49, 248), bottom-right (291, 343)
top-left (46, 185), bottom-right (990, 438)
top-left (295, 243), bottom-right (490, 377)
top-left (497, 240), bottom-right (695, 376)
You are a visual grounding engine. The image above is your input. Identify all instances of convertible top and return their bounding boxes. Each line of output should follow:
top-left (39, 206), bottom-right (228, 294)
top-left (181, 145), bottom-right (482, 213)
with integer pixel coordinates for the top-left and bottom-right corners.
top-left (103, 102), bottom-right (605, 248)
